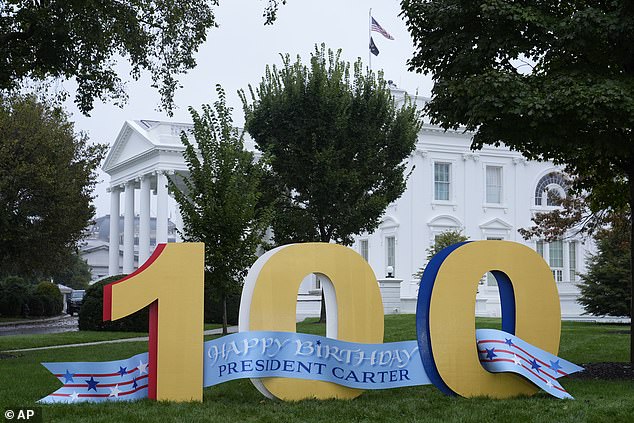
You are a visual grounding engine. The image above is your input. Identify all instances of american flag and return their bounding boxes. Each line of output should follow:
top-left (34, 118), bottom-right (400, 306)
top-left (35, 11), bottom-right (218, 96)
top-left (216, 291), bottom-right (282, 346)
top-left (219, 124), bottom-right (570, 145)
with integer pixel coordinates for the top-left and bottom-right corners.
top-left (371, 17), bottom-right (394, 40)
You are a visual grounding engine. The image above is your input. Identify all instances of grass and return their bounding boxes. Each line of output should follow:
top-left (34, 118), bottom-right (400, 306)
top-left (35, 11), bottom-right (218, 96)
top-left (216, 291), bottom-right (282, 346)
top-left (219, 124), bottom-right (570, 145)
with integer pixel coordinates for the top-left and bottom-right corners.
top-left (0, 315), bottom-right (632, 422)
top-left (0, 323), bottom-right (223, 352)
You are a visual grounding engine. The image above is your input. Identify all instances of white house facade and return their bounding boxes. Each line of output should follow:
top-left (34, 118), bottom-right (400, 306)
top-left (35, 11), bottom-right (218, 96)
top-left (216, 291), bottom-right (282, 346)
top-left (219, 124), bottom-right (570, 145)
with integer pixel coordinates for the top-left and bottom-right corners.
top-left (102, 92), bottom-right (592, 319)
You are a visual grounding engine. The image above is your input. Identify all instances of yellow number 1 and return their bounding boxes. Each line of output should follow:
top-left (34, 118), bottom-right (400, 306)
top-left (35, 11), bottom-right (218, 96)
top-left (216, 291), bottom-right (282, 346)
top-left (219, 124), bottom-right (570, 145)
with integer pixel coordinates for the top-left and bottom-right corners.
top-left (103, 243), bottom-right (205, 402)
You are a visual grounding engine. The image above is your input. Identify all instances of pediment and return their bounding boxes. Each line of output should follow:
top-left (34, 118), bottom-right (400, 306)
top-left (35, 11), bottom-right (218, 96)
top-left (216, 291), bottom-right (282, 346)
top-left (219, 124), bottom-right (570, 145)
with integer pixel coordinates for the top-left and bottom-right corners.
top-left (102, 121), bottom-right (157, 173)
top-left (479, 218), bottom-right (513, 230)
top-left (427, 214), bottom-right (462, 228)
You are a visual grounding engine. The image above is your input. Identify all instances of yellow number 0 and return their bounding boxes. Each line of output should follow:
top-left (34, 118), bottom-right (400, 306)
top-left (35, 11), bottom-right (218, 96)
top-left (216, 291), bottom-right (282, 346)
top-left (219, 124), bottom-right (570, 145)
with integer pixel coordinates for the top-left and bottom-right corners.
top-left (239, 243), bottom-right (384, 400)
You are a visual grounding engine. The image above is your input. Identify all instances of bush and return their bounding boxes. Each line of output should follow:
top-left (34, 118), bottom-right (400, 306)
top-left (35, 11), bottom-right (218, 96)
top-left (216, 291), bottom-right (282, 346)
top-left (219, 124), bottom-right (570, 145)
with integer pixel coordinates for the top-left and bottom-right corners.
top-left (79, 275), bottom-right (150, 332)
top-left (0, 276), bottom-right (31, 317)
top-left (34, 281), bottom-right (64, 316)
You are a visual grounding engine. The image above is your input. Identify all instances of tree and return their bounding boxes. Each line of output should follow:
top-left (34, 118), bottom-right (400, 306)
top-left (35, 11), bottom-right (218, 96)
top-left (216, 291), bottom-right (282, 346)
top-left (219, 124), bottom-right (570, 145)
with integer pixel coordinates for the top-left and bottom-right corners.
top-left (169, 85), bottom-right (270, 335)
top-left (579, 215), bottom-right (631, 317)
top-left (52, 252), bottom-right (92, 290)
top-left (0, 1), bottom-right (285, 115)
top-left (0, 94), bottom-right (106, 279)
top-left (413, 229), bottom-right (469, 279)
top-left (400, 0), bottom-right (634, 361)
top-left (241, 44), bottom-right (421, 322)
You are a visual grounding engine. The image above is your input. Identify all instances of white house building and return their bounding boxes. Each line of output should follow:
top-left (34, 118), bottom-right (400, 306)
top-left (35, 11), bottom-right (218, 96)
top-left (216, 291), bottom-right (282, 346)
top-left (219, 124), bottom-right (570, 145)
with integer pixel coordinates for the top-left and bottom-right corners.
top-left (101, 91), bottom-right (591, 318)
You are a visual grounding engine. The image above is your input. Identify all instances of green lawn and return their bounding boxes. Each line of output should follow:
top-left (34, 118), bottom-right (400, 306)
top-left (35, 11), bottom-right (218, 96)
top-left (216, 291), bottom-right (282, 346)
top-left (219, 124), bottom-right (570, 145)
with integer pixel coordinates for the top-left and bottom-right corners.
top-left (0, 316), bottom-right (632, 423)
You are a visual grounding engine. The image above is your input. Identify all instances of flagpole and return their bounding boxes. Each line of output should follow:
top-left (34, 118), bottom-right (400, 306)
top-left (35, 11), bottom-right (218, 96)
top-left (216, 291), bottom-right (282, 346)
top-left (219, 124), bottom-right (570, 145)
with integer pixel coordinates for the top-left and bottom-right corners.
top-left (368, 8), bottom-right (372, 71)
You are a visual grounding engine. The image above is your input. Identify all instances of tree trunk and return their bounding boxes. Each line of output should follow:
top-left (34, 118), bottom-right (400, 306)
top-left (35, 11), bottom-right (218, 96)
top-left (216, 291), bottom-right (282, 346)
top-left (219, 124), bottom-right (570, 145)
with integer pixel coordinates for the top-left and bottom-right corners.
top-left (625, 158), bottom-right (634, 364)
top-left (318, 285), bottom-right (326, 324)
top-left (222, 293), bottom-right (228, 336)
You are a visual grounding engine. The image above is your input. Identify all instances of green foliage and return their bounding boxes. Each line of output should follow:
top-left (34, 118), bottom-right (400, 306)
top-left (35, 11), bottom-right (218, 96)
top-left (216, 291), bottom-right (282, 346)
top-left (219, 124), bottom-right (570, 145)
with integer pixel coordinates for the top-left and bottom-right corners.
top-left (79, 275), bottom-right (149, 332)
top-left (401, 0), bottom-right (634, 359)
top-left (0, 95), bottom-right (106, 280)
top-left (0, 1), bottom-right (286, 114)
top-left (0, 276), bottom-right (30, 317)
top-left (32, 281), bottom-right (63, 317)
top-left (241, 44), bottom-right (421, 245)
top-left (579, 216), bottom-right (632, 317)
top-left (169, 85), bottom-right (270, 333)
top-left (52, 252), bottom-right (92, 290)
top-left (413, 230), bottom-right (469, 278)
top-left (401, 0), bottom-right (634, 206)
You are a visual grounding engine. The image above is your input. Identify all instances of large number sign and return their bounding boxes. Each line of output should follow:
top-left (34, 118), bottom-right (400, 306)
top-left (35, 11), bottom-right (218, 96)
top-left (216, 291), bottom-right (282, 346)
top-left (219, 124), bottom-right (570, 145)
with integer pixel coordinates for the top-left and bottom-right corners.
top-left (39, 241), bottom-right (583, 404)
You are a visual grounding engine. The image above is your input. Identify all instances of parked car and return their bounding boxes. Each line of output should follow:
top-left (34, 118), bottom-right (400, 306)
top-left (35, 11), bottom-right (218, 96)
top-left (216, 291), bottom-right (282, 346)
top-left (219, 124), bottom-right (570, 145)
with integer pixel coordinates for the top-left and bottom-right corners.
top-left (67, 290), bottom-right (85, 316)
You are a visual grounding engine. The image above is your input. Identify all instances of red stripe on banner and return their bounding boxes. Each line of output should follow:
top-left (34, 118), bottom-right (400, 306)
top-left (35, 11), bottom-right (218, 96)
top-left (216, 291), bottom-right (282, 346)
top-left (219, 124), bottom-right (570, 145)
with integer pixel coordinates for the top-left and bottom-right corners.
top-left (480, 359), bottom-right (568, 394)
top-left (478, 339), bottom-right (568, 376)
top-left (480, 357), bottom-right (559, 381)
top-left (61, 375), bottom-right (149, 388)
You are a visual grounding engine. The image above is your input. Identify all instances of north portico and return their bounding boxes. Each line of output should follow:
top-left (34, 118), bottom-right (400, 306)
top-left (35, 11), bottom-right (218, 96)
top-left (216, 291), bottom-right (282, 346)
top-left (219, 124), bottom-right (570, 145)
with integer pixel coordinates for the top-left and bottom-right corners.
top-left (102, 120), bottom-right (193, 275)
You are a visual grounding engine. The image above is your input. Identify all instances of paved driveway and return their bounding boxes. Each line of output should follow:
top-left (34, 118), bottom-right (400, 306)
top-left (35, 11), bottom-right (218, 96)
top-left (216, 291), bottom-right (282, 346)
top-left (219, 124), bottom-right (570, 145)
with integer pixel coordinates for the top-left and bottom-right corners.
top-left (0, 315), bottom-right (78, 336)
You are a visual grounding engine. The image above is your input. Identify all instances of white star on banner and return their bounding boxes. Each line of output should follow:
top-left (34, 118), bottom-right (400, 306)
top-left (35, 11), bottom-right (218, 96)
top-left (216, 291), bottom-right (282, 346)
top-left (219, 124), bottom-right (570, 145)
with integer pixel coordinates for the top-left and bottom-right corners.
top-left (109, 385), bottom-right (121, 397)
top-left (513, 354), bottom-right (522, 365)
top-left (137, 360), bottom-right (148, 375)
top-left (546, 379), bottom-right (554, 388)
top-left (69, 391), bottom-right (79, 402)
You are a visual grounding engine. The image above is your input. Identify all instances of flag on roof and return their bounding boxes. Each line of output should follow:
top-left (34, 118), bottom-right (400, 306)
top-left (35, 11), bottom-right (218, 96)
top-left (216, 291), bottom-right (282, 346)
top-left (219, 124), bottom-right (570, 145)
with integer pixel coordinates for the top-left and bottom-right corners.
top-left (369, 37), bottom-right (379, 56)
top-left (371, 17), bottom-right (394, 40)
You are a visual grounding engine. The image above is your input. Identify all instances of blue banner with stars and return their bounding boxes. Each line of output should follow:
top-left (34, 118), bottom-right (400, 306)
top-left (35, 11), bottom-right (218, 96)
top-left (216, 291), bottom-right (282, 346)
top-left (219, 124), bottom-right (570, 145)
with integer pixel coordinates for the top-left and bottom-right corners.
top-left (38, 330), bottom-right (582, 403)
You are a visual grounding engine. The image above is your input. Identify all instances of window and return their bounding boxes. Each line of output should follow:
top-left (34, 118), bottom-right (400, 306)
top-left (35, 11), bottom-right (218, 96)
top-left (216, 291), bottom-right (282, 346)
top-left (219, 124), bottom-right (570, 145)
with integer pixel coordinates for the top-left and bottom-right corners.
top-left (534, 172), bottom-right (567, 206)
top-left (359, 239), bottom-right (369, 262)
top-left (569, 241), bottom-right (577, 282)
top-left (549, 240), bottom-right (564, 282)
top-left (536, 240), bottom-right (544, 257)
top-left (434, 162), bottom-right (451, 201)
top-left (386, 236), bottom-right (396, 276)
top-left (485, 166), bottom-right (503, 204)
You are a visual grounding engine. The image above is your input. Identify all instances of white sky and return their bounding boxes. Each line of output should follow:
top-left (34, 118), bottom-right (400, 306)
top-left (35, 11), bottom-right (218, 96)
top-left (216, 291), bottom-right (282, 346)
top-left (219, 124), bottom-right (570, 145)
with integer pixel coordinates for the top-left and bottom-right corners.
top-left (63, 1), bottom-right (434, 216)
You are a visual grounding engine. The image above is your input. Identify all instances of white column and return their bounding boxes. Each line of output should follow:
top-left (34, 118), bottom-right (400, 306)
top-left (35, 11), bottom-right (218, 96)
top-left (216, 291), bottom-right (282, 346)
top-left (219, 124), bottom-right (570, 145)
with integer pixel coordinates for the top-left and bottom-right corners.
top-left (108, 187), bottom-right (121, 275)
top-left (156, 171), bottom-right (169, 244)
top-left (139, 175), bottom-right (151, 265)
top-left (123, 181), bottom-right (136, 273)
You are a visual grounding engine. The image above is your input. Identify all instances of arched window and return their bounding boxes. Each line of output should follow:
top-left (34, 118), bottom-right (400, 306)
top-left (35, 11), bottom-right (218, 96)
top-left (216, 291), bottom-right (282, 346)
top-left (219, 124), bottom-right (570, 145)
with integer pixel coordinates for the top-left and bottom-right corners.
top-left (534, 172), bottom-right (567, 206)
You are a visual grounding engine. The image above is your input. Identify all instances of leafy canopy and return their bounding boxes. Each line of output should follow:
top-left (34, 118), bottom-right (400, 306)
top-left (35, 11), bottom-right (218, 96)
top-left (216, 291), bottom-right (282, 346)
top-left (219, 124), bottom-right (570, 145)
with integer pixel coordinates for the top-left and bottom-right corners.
top-left (241, 44), bottom-right (421, 245)
top-left (0, 1), bottom-right (286, 115)
top-left (401, 0), bottom-right (634, 360)
top-left (400, 1), bottom-right (634, 169)
top-left (0, 94), bottom-right (106, 279)
top-left (169, 85), bottom-right (270, 332)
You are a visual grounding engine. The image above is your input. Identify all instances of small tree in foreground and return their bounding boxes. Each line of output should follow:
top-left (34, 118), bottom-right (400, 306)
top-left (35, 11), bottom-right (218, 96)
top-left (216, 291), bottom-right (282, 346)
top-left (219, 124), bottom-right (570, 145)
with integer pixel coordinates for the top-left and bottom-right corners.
top-left (413, 229), bottom-right (469, 279)
top-left (241, 44), bottom-right (421, 322)
top-left (169, 85), bottom-right (270, 335)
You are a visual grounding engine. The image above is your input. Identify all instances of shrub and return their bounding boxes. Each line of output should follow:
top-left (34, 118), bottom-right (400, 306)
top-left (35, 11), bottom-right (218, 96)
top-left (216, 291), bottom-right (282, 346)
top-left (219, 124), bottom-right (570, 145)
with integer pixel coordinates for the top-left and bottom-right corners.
top-left (79, 275), bottom-right (149, 332)
top-left (34, 281), bottom-right (64, 316)
top-left (0, 276), bottom-right (31, 317)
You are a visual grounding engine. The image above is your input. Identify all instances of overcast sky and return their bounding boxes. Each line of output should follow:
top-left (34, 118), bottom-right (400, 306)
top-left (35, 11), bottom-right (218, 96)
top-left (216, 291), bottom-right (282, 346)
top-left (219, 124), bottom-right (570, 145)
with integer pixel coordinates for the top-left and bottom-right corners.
top-left (64, 1), bottom-right (434, 216)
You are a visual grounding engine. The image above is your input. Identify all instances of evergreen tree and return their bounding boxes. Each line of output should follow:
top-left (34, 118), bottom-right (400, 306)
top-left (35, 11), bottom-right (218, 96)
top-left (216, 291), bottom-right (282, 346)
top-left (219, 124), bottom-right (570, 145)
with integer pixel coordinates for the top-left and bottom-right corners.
top-left (579, 216), bottom-right (631, 317)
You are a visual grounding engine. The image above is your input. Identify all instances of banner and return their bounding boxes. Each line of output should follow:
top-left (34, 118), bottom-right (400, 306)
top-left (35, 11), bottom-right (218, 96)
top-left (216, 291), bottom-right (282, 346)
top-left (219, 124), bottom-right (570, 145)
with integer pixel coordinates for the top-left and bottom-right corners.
top-left (39, 329), bottom-right (582, 403)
